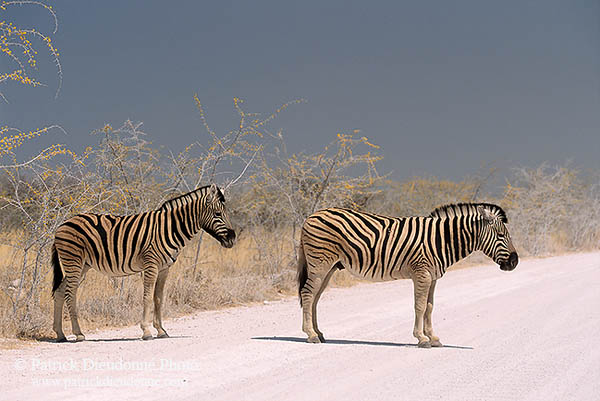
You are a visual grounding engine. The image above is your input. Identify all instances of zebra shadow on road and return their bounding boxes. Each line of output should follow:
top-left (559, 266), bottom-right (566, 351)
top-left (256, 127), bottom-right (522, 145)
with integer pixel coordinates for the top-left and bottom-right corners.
top-left (35, 335), bottom-right (193, 343)
top-left (252, 336), bottom-right (473, 350)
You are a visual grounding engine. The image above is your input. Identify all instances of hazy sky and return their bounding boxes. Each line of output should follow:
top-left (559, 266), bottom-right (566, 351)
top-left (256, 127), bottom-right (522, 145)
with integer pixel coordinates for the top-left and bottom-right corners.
top-left (2, 0), bottom-right (599, 181)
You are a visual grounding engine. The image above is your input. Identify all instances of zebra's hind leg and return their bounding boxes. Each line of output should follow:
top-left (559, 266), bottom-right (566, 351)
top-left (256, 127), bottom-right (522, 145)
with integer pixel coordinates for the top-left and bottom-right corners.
top-left (64, 278), bottom-right (85, 342)
top-left (312, 265), bottom-right (337, 342)
top-left (141, 266), bottom-right (158, 340)
top-left (53, 280), bottom-right (67, 342)
top-left (411, 268), bottom-right (432, 348)
top-left (300, 261), bottom-right (334, 343)
top-left (153, 268), bottom-right (169, 339)
top-left (424, 279), bottom-right (442, 347)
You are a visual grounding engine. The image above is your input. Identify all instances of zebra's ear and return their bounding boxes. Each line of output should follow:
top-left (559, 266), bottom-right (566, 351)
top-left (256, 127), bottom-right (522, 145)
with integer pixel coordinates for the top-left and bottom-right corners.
top-left (477, 205), bottom-right (495, 223)
top-left (207, 184), bottom-right (218, 202)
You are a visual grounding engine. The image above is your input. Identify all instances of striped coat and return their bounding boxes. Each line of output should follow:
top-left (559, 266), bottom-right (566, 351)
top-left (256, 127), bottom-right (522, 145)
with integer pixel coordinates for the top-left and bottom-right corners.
top-left (52, 184), bottom-right (235, 342)
top-left (297, 203), bottom-right (518, 346)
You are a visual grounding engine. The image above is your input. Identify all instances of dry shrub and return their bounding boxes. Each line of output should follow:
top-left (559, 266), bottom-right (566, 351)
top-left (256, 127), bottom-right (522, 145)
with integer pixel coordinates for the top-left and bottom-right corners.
top-left (504, 164), bottom-right (600, 256)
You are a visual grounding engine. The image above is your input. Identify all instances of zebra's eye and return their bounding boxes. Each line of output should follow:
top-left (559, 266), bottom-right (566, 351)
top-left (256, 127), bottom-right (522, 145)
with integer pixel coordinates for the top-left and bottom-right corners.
top-left (215, 212), bottom-right (223, 218)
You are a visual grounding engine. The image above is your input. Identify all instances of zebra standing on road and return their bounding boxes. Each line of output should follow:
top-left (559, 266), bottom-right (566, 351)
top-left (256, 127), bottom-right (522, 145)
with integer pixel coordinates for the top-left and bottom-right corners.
top-left (52, 184), bottom-right (236, 342)
top-left (297, 203), bottom-right (518, 347)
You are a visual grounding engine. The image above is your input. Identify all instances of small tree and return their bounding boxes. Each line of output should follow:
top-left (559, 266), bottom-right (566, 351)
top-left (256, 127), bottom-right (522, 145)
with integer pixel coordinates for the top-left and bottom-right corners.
top-left (0, 0), bottom-right (62, 101)
top-left (0, 138), bottom-right (86, 336)
top-left (88, 121), bottom-right (164, 214)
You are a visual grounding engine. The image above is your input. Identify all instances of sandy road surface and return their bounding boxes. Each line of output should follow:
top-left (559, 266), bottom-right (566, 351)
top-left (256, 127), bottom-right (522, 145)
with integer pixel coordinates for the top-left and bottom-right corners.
top-left (2, 252), bottom-right (599, 401)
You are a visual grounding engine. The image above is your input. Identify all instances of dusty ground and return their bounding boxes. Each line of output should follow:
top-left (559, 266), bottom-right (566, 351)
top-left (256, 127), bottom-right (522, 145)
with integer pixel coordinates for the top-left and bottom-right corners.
top-left (1, 252), bottom-right (599, 401)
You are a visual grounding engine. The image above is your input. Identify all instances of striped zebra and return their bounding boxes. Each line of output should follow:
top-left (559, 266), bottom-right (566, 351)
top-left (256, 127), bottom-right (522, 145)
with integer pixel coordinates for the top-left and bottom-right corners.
top-left (51, 184), bottom-right (236, 342)
top-left (297, 203), bottom-right (518, 347)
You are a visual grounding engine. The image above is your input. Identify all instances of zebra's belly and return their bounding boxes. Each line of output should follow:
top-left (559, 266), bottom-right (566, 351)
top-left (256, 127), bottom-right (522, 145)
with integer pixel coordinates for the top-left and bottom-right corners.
top-left (390, 266), bottom-right (413, 280)
top-left (89, 257), bottom-right (146, 277)
top-left (343, 262), bottom-right (411, 282)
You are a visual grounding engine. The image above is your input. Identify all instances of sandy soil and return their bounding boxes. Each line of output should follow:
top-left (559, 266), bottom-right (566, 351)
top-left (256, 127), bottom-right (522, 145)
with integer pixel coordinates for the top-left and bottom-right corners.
top-left (2, 252), bottom-right (599, 401)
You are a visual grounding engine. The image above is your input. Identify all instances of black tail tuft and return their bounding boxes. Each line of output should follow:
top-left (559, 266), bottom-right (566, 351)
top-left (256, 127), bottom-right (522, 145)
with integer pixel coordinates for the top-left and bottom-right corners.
top-left (297, 241), bottom-right (307, 306)
top-left (51, 245), bottom-right (63, 294)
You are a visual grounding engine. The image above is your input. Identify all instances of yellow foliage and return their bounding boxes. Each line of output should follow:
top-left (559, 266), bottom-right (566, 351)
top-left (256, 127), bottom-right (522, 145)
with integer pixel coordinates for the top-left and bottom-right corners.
top-left (1, 1), bottom-right (63, 99)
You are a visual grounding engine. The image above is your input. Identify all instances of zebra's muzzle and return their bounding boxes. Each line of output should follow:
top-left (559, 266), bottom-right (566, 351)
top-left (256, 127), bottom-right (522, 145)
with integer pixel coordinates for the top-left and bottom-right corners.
top-left (499, 252), bottom-right (518, 271)
top-left (220, 229), bottom-right (236, 248)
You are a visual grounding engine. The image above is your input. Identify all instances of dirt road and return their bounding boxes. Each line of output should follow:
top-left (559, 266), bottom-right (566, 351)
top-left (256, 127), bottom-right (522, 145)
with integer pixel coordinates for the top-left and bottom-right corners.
top-left (2, 252), bottom-right (599, 401)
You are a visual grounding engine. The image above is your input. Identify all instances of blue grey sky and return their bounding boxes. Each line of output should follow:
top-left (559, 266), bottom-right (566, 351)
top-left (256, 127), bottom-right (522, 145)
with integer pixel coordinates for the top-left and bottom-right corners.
top-left (2, 0), bottom-right (599, 180)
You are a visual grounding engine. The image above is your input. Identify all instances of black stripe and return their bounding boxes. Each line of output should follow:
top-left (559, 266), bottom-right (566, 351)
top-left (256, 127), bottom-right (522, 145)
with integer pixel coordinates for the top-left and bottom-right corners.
top-left (452, 216), bottom-right (461, 262)
top-left (170, 209), bottom-right (186, 246)
top-left (80, 214), bottom-right (112, 272)
top-left (312, 214), bottom-right (365, 268)
top-left (385, 218), bottom-right (405, 275)
top-left (391, 217), bottom-right (419, 268)
top-left (161, 211), bottom-right (178, 251)
top-left (443, 217), bottom-right (451, 265)
top-left (346, 210), bottom-right (382, 273)
top-left (62, 221), bottom-right (100, 263)
top-left (120, 215), bottom-right (136, 269)
top-left (55, 235), bottom-right (84, 251)
top-left (111, 216), bottom-right (122, 270)
top-left (376, 219), bottom-right (392, 279)
top-left (128, 212), bottom-right (149, 269)
top-left (434, 218), bottom-right (442, 261)
top-left (324, 210), bottom-right (373, 271)
top-left (57, 248), bottom-right (81, 260)
top-left (182, 201), bottom-right (195, 239)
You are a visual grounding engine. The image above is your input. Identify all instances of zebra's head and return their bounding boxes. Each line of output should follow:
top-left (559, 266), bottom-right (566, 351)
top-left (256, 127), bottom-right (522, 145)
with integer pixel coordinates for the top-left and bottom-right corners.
top-left (476, 205), bottom-right (518, 271)
top-left (202, 184), bottom-right (236, 248)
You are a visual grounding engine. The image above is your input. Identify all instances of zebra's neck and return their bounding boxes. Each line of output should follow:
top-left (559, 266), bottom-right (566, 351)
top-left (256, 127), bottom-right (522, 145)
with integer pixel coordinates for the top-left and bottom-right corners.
top-left (160, 188), bottom-right (207, 251)
top-left (440, 215), bottom-right (480, 268)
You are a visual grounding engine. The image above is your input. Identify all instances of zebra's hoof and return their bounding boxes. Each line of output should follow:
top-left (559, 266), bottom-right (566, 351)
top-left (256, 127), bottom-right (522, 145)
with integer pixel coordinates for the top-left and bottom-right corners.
top-left (142, 335), bottom-right (154, 341)
top-left (56, 336), bottom-right (68, 343)
top-left (75, 335), bottom-right (85, 342)
top-left (431, 339), bottom-right (443, 347)
top-left (307, 336), bottom-right (323, 344)
top-left (157, 332), bottom-right (170, 339)
top-left (418, 340), bottom-right (432, 348)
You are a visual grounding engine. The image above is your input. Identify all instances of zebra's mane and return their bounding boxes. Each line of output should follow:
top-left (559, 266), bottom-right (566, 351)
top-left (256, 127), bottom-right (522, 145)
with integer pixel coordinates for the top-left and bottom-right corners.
top-left (160, 185), bottom-right (224, 210)
top-left (429, 202), bottom-right (508, 223)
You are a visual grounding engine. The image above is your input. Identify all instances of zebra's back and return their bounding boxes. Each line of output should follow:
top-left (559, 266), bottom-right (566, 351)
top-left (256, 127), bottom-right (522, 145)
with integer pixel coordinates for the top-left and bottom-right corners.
top-left (54, 211), bottom-right (162, 277)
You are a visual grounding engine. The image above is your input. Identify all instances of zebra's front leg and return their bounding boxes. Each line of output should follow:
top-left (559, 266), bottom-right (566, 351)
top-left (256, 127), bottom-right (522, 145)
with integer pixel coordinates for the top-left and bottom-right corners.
top-left (153, 268), bottom-right (169, 339)
top-left (141, 266), bottom-right (158, 341)
top-left (424, 279), bottom-right (442, 347)
top-left (411, 268), bottom-right (432, 348)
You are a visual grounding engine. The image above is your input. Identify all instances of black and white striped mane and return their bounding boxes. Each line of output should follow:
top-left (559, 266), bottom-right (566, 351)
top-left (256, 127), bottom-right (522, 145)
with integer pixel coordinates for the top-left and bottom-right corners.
top-left (429, 202), bottom-right (508, 223)
top-left (160, 185), bottom-right (225, 211)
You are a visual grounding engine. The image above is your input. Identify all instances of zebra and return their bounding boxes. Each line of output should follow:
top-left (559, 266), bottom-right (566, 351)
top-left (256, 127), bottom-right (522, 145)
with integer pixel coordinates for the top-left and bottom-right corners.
top-left (51, 184), bottom-right (236, 342)
top-left (297, 203), bottom-right (518, 347)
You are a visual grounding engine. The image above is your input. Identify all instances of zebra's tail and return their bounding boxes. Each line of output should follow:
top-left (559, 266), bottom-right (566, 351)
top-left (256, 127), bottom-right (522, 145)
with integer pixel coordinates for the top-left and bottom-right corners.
top-left (297, 241), bottom-right (308, 307)
top-left (51, 245), bottom-right (63, 295)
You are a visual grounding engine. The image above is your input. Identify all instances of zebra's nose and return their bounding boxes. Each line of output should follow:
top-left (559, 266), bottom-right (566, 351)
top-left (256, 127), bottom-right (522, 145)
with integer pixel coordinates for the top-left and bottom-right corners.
top-left (227, 229), bottom-right (236, 241)
top-left (509, 252), bottom-right (518, 268)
